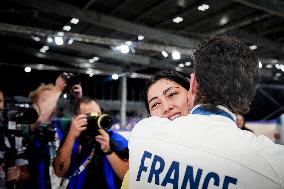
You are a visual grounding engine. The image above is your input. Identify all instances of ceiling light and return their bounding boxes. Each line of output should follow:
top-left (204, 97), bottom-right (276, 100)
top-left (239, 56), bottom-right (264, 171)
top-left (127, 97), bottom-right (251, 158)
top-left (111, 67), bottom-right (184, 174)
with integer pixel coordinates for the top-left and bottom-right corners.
top-left (173, 17), bottom-right (183, 23)
top-left (198, 4), bottom-right (210, 11)
top-left (138, 35), bottom-right (144, 41)
top-left (24, 67), bottom-right (31, 73)
top-left (93, 57), bottom-right (99, 61)
top-left (161, 51), bottom-right (168, 57)
top-left (178, 63), bottom-right (185, 67)
top-left (31, 36), bottom-right (40, 42)
top-left (266, 64), bottom-right (273, 68)
top-left (57, 32), bottom-right (64, 37)
top-left (258, 61), bottom-right (262, 68)
top-left (70, 18), bottom-right (79, 24)
top-left (63, 25), bottom-right (71, 31)
top-left (120, 45), bottom-right (129, 54)
top-left (40, 46), bottom-right (49, 53)
top-left (175, 67), bottom-right (182, 71)
top-left (125, 41), bottom-right (132, 46)
top-left (249, 45), bottom-right (258, 50)
top-left (87, 69), bottom-right (95, 77)
top-left (54, 36), bottom-right (64, 45)
top-left (172, 51), bottom-right (181, 60)
top-left (89, 56), bottom-right (99, 63)
top-left (68, 38), bottom-right (74, 45)
top-left (185, 61), bottom-right (191, 66)
top-left (112, 74), bottom-right (119, 80)
top-left (219, 16), bottom-right (229, 26)
top-left (46, 37), bottom-right (53, 43)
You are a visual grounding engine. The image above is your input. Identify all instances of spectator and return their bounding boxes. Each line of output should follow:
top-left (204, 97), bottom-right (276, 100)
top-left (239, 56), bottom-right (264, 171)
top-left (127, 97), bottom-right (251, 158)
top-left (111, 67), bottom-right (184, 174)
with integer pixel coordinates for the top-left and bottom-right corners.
top-left (236, 114), bottom-right (254, 133)
top-left (53, 97), bottom-right (129, 189)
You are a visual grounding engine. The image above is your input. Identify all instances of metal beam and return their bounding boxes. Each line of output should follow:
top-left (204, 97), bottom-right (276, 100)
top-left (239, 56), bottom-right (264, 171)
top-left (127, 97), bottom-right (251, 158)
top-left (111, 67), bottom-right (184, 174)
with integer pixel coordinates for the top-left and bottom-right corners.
top-left (5, 43), bottom-right (123, 72)
top-left (209, 14), bottom-right (271, 35)
top-left (134, 0), bottom-right (172, 22)
top-left (0, 22), bottom-right (193, 56)
top-left (227, 30), bottom-right (284, 53)
top-left (233, 0), bottom-right (284, 18)
top-left (11, 0), bottom-right (199, 48)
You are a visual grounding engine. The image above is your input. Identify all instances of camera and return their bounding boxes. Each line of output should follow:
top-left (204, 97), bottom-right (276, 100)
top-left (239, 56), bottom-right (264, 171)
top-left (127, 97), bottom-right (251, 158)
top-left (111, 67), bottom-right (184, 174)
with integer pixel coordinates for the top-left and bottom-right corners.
top-left (86, 113), bottom-right (113, 135)
top-left (0, 107), bottom-right (38, 132)
top-left (62, 72), bottom-right (81, 88)
top-left (0, 106), bottom-right (38, 169)
top-left (79, 113), bottom-right (113, 144)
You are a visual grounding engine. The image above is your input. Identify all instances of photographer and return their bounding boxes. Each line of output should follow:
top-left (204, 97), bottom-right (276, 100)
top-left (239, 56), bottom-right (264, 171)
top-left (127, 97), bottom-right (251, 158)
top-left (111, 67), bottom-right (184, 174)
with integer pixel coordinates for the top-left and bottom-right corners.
top-left (27, 75), bottom-right (67, 189)
top-left (53, 97), bottom-right (129, 189)
top-left (0, 89), bottom-right (30, 189)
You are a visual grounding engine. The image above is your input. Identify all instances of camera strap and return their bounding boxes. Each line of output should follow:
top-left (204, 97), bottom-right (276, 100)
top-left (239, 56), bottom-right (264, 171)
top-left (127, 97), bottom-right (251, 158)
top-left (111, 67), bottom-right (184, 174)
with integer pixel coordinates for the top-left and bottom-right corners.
top-left (59, 143), bottom-right (97, 189)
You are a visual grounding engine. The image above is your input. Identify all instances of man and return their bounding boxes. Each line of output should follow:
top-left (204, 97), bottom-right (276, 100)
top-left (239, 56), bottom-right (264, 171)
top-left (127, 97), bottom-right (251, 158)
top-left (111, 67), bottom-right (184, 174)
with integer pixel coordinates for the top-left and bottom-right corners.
top-left (27, 75), bottom-right (67, 189)
top-left (53, 97), bottom-right (129, 189)
top-left (128, 36), bottom-right (284, 188)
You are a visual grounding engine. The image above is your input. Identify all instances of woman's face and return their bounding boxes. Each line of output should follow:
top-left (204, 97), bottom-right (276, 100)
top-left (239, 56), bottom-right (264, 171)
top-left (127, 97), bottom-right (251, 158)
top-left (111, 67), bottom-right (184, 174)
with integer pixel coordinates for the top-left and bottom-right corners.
top-left (147, 79), bottom-right (190, 120)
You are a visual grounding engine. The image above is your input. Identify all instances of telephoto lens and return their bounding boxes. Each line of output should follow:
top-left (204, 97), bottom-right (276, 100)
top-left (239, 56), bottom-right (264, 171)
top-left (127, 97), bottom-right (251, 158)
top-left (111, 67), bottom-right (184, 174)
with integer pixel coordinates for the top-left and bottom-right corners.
top-left (86, 113), bottom-right (113, 132)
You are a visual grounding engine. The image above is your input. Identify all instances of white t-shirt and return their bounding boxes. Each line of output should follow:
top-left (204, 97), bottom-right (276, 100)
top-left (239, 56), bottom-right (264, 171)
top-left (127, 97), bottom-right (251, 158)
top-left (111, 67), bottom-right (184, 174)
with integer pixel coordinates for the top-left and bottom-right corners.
top-left (128, 107), bottom-right (284, 189)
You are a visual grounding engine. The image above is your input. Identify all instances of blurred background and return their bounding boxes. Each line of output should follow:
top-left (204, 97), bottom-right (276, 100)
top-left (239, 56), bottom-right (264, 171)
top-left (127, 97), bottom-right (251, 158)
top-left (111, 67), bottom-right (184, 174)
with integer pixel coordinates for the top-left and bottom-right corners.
top-left (0, 0), bottom-right (283, 141)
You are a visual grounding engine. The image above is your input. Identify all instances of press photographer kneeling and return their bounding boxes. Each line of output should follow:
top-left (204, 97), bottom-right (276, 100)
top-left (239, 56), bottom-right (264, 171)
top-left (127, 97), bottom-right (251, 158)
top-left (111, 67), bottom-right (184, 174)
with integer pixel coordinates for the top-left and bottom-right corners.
top-left (53, 97), bottom-right (129, 189)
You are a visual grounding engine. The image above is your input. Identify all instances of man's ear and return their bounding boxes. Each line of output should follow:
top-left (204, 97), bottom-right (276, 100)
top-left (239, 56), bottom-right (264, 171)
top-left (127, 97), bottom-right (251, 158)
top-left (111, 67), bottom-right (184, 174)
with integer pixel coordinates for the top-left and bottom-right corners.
top-left (189, 73), bottom-right (198, 95)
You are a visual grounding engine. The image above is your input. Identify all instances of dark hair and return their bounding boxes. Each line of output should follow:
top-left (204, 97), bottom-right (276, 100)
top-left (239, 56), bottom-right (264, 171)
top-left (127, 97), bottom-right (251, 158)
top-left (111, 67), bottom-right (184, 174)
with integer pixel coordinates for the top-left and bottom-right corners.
top-left (193, 36), bottom-right (260, 114)
top-left (73, 96), bottom-right (101, 115)
top-left (143, 70), bottom-right (190, 114)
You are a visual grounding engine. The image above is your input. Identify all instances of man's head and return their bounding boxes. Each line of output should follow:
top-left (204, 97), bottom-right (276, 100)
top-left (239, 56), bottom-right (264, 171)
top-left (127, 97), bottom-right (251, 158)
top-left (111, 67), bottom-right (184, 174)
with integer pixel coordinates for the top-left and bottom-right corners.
top-left (189, 36), bottom-right (260, 114)
top-left (74, 96), bottom-right (101, 116)
top-left (29, 84), bottom-right (54, 104)
top-left (144, 70), bottom-right (190, 120)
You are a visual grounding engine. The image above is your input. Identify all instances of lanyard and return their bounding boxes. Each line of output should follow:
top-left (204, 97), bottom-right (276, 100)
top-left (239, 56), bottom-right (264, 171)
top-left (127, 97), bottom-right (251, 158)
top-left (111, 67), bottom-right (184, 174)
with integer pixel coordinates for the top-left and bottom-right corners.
top-left (59, 144), bottom-right (97, 189)
top-left (191, 105), bottom-right (235, 122)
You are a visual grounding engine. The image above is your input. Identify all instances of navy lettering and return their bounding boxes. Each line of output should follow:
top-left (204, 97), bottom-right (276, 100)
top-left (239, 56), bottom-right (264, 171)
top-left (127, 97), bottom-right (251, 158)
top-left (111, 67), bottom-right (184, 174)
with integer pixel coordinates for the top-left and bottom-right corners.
top-left (181, 165), bottom-right (203, 189)
top-left (148, 155), bottom-right (165, 184)
top-left (202, 172), bottom-right (220, 189)
top-left (223, 176), bottom-right (238, 189)
top-left (161, 161), bottom-right (179, 189)
top-left (136, 151), bottom-right (152, 181)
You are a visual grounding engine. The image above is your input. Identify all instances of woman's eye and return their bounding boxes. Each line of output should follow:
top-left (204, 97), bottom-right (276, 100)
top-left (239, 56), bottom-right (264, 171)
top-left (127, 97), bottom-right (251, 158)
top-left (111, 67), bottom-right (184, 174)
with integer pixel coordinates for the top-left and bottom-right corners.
top-left (151, 102), bottom-right (160, 109)
top-left (169, 92), bottom-right (178, 97)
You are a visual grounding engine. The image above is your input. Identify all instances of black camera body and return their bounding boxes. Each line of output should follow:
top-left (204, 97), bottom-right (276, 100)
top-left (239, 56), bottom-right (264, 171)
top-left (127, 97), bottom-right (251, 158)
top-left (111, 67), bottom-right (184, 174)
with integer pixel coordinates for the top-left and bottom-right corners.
top-left (0, 107), bottom-right (39, 167)
top-left (0, 107), bottom-right (38, 134)
top-left (79, 113), bottom-right (113, 144)
top-left (86, 113), bottom-right (113, 135)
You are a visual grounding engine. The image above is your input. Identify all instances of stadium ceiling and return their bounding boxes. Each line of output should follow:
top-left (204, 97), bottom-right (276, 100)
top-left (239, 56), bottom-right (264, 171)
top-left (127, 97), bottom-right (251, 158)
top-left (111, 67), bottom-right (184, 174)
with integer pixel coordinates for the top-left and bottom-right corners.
top-left (0, 0), bottom-right (284, 120)
top-left (0, 0), bottom-right (283, 78)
